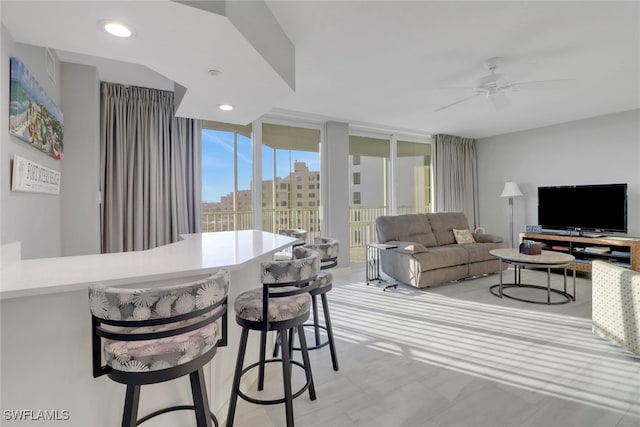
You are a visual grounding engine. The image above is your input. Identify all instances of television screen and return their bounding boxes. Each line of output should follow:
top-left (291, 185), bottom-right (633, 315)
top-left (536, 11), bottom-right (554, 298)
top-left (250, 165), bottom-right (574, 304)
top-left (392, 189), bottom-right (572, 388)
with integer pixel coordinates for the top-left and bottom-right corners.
top-left (537, 184), bottom-right (627, 233)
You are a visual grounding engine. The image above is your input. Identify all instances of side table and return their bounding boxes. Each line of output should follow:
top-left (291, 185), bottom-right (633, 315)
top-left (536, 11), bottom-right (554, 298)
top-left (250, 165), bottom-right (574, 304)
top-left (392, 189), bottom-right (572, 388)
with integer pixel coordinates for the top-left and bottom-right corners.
top-left (366, 243), bottom-right (398, 291)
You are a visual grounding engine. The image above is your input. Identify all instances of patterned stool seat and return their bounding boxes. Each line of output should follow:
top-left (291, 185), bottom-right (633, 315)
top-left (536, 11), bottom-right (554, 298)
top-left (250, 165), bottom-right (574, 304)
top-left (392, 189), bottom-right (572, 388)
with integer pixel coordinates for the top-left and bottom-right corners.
top-left (103, 314), bottom-right (222, 372)
top-left (235, 287), bottom-right (312, 322)
top-left (89, 271), bottom-right (229, 427)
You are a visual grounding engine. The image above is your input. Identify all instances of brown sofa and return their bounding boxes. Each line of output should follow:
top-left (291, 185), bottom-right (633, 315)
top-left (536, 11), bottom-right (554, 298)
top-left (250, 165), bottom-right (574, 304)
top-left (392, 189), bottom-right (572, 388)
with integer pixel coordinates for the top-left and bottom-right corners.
top-left (375, 212), bottom-right (505, 288)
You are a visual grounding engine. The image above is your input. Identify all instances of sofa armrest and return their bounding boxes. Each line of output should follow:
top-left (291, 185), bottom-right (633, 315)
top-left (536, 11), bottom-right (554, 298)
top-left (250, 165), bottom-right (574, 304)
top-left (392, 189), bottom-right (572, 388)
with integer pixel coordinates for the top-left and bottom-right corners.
top-left (473, 233), bottom-right (503, 243)
top-left (385, 241), bottom-right (429, 254)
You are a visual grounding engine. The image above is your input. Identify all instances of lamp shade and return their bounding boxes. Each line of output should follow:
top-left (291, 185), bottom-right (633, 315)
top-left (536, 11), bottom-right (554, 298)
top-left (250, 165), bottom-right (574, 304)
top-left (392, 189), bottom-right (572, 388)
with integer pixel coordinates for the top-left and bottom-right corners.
top-left (500, 181), bottom-right (523, 198)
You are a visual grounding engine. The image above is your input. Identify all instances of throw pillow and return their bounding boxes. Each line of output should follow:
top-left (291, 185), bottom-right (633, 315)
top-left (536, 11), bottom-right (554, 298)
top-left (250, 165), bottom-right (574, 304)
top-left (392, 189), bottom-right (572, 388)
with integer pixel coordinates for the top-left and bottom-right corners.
top-left (453, 229), bottom-right (476, 244)
top-left (395, 242), bottom-right (429, 254)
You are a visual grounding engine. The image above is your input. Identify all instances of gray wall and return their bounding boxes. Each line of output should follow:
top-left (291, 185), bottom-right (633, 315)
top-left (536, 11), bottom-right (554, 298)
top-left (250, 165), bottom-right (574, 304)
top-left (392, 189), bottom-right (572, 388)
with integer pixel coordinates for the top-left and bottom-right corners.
top-left (1, 27), bottom-right (101, 259)
top-left (60, 62), bottom-right (101, 256)
top-left (1, 26), bottom-right (63, 259)
top-left (477, 109), bottom-right (640, 244)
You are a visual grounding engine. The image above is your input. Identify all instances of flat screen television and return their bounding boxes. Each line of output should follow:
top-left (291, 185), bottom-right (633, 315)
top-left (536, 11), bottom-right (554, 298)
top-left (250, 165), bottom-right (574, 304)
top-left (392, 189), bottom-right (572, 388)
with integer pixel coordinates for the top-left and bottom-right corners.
top-left (537, 183), bottom-right (627, 234)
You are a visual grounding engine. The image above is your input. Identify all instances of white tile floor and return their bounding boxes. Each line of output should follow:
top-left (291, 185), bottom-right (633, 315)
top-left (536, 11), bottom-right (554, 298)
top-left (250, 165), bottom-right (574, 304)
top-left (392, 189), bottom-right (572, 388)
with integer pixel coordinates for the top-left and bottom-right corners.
top-left (228, 266), bottom-right (640, 427)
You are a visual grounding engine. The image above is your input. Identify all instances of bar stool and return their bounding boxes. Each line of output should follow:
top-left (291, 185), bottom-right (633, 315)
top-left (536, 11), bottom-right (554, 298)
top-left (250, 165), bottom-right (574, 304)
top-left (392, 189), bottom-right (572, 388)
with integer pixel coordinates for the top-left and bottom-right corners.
top-left (273, 228), bottom-right (307, 261)
top-left (227, 246), bottom-right (320, 427)
top-left (89, 270), bottom-right (229, 427)
top-left (275, 237), bottom-right (340, 372)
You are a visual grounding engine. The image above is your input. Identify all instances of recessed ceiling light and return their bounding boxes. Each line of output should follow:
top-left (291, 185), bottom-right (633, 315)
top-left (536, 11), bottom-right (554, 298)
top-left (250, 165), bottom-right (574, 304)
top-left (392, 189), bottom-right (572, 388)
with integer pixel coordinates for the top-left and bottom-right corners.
top-left (208, 69), bottom-right (221, 77)
top-left (218, 104), bottom-right (233, 111)
top-left (100, 21), bottom-right (132, 38)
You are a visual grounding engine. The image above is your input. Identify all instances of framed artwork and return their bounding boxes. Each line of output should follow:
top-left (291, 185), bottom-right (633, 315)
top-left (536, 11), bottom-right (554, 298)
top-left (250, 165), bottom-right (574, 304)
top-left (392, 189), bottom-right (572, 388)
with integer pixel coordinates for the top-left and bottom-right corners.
top-left (11, 154), bottom-right (61, 195)
top-left (9, 57), bottom-right (63, 160)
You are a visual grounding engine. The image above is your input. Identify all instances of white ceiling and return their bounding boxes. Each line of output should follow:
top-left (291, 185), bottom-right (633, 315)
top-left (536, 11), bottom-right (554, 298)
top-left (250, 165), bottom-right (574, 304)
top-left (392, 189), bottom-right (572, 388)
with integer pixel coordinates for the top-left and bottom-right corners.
top-left (1, 0), bottom-right (295, 125)
top-left (3, 1), bottom-right (639, 139)
top-left (265, 1), bottom-right (640, 138)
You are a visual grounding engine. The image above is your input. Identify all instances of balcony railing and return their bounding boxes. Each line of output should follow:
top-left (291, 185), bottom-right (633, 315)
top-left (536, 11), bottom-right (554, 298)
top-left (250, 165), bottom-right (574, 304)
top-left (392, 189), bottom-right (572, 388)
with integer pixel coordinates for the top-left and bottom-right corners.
top-left (201, 204), bottom-right (429, 263)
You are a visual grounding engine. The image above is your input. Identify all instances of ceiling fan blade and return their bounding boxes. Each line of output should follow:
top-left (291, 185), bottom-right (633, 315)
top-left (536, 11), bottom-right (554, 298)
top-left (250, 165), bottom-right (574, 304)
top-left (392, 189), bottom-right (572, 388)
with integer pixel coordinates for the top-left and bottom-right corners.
top-left (434, 94), bottom-right (479, 112)
top-left (505, 78), bottom-right (577, 91)
top-left (434, 86), bottom-right (477, 91)
top-left (490, 92), bottom-right (511, 110)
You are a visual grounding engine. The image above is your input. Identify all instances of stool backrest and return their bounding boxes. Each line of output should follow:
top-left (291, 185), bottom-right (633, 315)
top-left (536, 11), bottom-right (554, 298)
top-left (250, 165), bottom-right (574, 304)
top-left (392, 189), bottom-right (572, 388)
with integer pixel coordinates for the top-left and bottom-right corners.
top-left (254, 247), bottom-right (320, 327)
top-left (261, 246), bottom-right (319, 291)
top-left (89, 270), bottom-right (229, 377)
top-left (303, 237), bottom-right (339, 270)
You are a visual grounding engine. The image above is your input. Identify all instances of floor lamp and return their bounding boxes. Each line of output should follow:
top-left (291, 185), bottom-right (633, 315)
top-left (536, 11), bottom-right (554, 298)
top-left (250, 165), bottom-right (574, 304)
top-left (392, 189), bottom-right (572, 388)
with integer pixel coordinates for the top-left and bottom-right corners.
top-left (500, 181), bottom-right (523, 248)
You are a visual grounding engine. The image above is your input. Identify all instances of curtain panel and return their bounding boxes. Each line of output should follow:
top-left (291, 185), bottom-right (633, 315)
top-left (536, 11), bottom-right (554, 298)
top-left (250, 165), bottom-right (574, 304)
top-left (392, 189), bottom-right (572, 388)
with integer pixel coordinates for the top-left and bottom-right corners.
top-left (434, 134), bottom-right (479, 229)
top-left (100, 82), bottom-right (201, 253)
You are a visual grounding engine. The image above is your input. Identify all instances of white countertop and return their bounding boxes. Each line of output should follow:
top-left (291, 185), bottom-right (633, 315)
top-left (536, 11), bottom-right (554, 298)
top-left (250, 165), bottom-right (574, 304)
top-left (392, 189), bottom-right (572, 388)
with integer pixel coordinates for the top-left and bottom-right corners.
top-left (0, 230), bottom-right (297, 300)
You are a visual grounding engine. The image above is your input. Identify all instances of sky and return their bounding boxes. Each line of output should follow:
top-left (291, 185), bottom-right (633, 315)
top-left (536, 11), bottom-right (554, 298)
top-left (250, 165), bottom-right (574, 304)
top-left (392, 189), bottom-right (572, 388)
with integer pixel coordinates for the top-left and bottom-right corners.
top-left (201, 129), bottom-right (320, 203)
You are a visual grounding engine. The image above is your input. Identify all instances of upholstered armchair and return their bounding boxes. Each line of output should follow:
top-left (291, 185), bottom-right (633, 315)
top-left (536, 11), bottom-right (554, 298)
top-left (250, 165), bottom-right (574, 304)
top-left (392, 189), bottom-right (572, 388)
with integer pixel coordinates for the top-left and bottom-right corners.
top-left (592, 260), bottom-right (640, 356)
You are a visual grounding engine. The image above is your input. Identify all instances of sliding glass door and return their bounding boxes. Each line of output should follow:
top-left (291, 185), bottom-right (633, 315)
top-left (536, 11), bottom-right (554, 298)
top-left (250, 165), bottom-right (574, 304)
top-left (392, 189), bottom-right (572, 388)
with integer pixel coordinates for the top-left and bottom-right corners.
top-left (397, 140), bottom-right (431, 214)
top-left (348, 135), bottom-right (390, 261)
top-left (201, 121), bottom-right (252, 232)
top-left (261, 123), bottom-right (321, 240)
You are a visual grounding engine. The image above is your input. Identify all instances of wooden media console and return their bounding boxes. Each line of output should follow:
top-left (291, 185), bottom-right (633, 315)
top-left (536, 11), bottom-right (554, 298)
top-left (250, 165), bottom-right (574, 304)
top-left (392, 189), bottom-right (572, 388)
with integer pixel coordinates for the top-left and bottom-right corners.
top-left (520, 233), bottom-right (640, 273)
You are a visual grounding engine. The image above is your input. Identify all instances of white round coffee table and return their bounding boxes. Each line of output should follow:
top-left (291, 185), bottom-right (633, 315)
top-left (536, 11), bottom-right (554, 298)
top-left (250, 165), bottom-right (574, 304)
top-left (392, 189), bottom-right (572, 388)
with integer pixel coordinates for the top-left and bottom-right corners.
top-left (489, 248), bottom-right (576, 305)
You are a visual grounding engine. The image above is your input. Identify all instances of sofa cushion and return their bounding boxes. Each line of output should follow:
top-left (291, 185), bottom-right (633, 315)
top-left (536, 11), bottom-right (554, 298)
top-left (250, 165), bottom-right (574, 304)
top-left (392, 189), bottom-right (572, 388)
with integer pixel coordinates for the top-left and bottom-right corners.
top-left (462, 242), bottom-right (502, 263)
top-left (376, 214), bottom-right (438, 247)
top-left (413, 245), bottom-right (469, 271)
top-left (426, 212), bottom-right (471, 246)
top-left (453, 229), bottom-right (476, 244)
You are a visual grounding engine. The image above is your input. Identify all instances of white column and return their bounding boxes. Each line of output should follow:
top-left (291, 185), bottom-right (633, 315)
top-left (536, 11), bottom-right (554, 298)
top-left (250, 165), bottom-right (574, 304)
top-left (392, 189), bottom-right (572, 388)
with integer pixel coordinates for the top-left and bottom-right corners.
top-left (389, 134), bottom-right (398, 215)
top-left (251, 120), bottom-right (262, 230)
top-left (323, 122), bottom-right (350, 267)
top-left (61, 62), bottom-right (101, 256)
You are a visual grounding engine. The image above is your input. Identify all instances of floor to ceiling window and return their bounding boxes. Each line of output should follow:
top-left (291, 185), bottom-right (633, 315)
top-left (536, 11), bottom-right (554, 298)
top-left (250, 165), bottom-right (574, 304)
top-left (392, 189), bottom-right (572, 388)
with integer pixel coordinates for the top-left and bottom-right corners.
top-left (200, 118), bottom-right (431, 266)
top-left (261, 123), bottom-right (321, 240)
top-left (397, 140), bottom-right (432, 214)
top-left (201, 121), bottom-right (252, 232)
top-left (348, 135), bottom-right (390, 261)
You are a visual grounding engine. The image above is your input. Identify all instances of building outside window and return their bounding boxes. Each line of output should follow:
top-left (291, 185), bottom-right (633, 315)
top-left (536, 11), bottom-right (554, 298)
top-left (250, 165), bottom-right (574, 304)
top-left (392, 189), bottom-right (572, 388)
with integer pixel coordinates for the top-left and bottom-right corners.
top-left (353, 172), bottom-right (361, 185)
top-left (353, 191), bottom-right (361, 205)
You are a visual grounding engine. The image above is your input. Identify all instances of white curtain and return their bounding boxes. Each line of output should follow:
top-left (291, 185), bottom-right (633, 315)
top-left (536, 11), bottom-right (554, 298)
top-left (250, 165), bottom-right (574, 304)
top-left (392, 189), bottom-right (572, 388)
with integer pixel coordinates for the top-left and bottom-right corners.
top-left (100, 82), bottom-right (201, 253)
top-left (434, 134), bottom-right (479, 228)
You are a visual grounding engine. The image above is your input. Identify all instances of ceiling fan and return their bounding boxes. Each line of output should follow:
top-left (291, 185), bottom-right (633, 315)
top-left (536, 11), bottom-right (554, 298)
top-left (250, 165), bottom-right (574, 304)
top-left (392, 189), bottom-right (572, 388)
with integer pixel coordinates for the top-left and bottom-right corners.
top-left (434, 57), bottom-right (575, 112)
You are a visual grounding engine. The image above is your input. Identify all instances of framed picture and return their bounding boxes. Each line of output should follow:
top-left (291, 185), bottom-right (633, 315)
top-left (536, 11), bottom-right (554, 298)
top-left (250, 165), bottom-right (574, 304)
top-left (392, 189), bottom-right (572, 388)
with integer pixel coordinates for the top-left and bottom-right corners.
top-left (9, 57), bottom-right (63, 160)
top-left (11, 154), bottom-right (61, 195)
